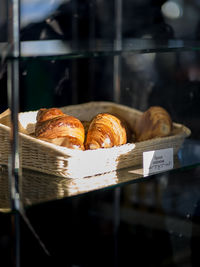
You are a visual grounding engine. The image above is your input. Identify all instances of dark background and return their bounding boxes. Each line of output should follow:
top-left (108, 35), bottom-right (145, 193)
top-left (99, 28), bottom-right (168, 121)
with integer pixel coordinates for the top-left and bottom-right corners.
top-left (1, 1), bottom-right (200, 266)
top-left (1, 0), bottom-right (200, 138)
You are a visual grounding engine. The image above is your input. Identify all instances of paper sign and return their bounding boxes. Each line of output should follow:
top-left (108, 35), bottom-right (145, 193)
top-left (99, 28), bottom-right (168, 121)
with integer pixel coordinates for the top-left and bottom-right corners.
top-left (143, 148), bottom-right (174, 176)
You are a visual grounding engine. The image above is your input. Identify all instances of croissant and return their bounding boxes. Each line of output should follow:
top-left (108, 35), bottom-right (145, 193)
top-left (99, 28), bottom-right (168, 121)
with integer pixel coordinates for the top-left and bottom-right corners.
top-left (35, 108), bottom-right (85, 150)
top-left (85, 113), bottom-right (127, 150)
top-left (135, 106), bottom-right (172, 142)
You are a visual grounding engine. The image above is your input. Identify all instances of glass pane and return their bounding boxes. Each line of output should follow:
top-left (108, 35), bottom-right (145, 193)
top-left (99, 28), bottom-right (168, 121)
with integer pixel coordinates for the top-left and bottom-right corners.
top-left (0, 0), bottom-right (9, 212)
top-left (122, 0), bottom-right (200, 40)
top-left (20, 0), bottom-right (115, 41)
top-left (1, 1), bottom-right (200, 266)
top-left (0, 0), bottom-right (7, 42)
top-left (17, 0), bottom-right (200, 58)
top-left (120, 50), bottom-right (200, 140)
top-left (15, 165), bottom-right (200, 267)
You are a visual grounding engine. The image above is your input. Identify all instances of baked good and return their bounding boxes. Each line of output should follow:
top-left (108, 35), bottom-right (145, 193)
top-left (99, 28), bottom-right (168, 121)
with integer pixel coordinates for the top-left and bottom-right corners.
top-left (135, 106), bottom-right (172, 142)
top-left (35, 108), bottom-right (85, 150)
top-left (85, 113), bottom-right (127, 149)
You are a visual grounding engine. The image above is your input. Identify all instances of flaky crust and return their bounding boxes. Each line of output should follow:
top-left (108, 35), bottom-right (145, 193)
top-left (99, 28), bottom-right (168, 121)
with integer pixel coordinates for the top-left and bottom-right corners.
top-left (135, 106), bottom-right (172, 142)
top-left (35, 108), bottom-right (85, 150)
top-left (85, 113), bottom-right (127, 150)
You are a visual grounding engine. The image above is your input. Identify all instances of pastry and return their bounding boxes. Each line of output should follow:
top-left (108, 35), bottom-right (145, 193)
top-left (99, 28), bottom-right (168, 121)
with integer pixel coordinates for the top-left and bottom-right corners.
top-left (85, 113), bottom-right (127, 149)
top-left (135, 106), bottom-right (172, 142)
top-left (35, 108), bottom-right (85, 150)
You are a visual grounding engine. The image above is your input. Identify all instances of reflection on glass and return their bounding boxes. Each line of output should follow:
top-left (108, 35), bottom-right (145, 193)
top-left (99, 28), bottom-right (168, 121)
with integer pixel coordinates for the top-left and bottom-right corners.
top-left (161, 1), bottom-right (183, 20)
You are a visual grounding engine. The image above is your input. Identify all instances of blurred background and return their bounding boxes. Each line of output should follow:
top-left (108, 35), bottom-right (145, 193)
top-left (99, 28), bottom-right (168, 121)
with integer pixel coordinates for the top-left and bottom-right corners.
top-left (1, 0), bottom-right (200, 139)
top-left (1, 1), bottom-right (200, 267)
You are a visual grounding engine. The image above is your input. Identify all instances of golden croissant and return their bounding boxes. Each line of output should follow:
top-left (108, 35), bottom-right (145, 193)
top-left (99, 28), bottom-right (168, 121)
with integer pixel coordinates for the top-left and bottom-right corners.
top-left (85, 113), bottom-right (127, 150)
top-left (135, 106), bottom-right (172, 142)
top-left (35, 108), bottom-right (85, 150)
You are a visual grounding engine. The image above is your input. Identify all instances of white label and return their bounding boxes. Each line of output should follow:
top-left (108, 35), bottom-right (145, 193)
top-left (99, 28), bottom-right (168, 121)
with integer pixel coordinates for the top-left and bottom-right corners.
top-left (143, 148), bottom-right (174, 176)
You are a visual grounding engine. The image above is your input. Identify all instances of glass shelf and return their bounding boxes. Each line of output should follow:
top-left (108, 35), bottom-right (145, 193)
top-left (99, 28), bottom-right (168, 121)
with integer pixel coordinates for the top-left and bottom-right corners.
top-left (0, 138), bottom-right (199, 213)
top-left (2, 1), bottom-right (200, 266)
top-left (1, 38), bottom-right (200, 60)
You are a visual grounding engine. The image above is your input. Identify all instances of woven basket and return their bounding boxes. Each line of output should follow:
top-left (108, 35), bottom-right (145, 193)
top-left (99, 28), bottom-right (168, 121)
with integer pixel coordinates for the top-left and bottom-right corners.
top-left (0, 101), bottom-right (191, 179)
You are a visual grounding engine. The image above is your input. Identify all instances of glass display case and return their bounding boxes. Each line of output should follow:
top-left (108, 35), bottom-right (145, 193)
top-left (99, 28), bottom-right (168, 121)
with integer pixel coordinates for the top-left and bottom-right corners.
top-left (1, 0), bottom-right (200, 266)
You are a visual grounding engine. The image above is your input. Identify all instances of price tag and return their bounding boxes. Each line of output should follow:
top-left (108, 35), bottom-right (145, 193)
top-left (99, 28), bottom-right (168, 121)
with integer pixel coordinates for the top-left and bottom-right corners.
top-left (143, 148), bottom-right (174, 176)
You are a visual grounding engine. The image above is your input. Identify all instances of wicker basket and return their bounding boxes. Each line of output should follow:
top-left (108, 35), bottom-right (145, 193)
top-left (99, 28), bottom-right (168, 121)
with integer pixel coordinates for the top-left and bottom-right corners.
top-left (0, 101), bottom-right (191, 179)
